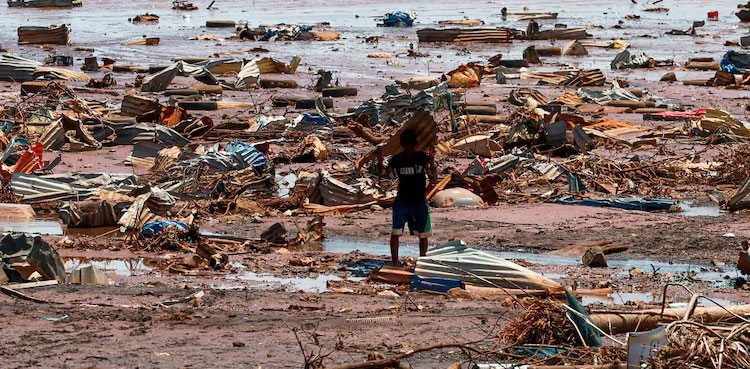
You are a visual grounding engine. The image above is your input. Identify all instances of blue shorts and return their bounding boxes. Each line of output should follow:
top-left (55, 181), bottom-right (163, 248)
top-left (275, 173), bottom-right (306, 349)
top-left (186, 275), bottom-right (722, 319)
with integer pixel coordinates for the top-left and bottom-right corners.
top-left (392, 199), bottom-right (431, 238)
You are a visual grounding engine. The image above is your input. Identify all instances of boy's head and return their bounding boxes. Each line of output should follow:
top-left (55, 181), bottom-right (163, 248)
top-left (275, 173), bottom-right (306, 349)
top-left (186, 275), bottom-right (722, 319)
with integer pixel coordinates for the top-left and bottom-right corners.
top-left (400, 129), bottom-right (417, 152)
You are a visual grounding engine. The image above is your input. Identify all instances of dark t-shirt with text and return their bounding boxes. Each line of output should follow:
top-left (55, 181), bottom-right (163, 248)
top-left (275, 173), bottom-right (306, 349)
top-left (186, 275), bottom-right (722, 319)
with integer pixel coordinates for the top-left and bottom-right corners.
top-left (388, 151), bottom-right (429, 203)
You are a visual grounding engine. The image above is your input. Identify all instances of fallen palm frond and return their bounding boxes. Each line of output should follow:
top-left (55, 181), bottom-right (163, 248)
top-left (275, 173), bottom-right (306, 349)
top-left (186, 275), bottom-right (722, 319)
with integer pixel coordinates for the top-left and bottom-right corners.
top-left (648, 321), bottom-right (750, 369)
top-left (498, 299), bottom-right (578, 346)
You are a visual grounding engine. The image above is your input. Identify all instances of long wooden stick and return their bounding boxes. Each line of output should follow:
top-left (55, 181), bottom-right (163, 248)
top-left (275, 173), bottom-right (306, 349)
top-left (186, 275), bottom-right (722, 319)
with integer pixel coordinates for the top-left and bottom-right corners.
top-left (325, 343), bottom-right (482, 369)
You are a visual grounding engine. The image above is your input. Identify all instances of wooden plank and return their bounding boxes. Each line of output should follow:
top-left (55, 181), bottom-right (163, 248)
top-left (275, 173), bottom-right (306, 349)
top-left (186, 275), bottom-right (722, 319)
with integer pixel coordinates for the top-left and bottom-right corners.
top-left (4, 280), bottom-right (59, 290)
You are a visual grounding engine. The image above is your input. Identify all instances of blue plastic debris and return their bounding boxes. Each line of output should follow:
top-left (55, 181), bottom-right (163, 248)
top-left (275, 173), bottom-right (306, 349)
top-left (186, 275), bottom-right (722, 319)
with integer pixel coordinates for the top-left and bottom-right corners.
top-left (565, 289), bottom-right (601, 347)
top-left (555, 196), bottom-right (675, 212)
top-left (720, 50), bottom-right (750, 73)
top-left (410, 275), bottom-right (461, 294)
top-left (382, 11), bottom-right (414, 27)
top-left (0, 121), bottom-right (14, 134)
top-left (141, 220), bottom-right (188, 237)
top-left (259, 25), bottom-right (313, 41)
top-left (259, 29), bottom-right (278, 41)
top-left (292, 113), bottom-right (333, 132)
top-left (41, 315), bottom-right (69, 322)
top-left (567, 173), bottom-right (586, 193)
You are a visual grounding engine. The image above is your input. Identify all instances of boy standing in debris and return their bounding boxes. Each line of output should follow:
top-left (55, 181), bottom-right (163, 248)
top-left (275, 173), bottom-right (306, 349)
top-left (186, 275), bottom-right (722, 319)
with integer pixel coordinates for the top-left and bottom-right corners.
top-left (378, 129), bottom-right (436, 266)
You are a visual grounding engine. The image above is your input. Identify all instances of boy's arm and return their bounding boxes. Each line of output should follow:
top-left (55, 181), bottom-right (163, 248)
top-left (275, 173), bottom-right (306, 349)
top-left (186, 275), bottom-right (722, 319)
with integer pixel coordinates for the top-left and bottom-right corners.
top-left (427, 149), bottom-right (437, 184)
top-left (376, 147), bottom-right (385, 179)
top-left (379, 148), bottom-right (394, 179)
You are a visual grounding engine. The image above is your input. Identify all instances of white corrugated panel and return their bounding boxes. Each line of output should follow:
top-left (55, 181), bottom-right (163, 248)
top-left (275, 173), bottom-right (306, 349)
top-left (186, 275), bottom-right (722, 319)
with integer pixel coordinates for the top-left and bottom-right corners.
top-left (415, 241), bottom-right (562, 290)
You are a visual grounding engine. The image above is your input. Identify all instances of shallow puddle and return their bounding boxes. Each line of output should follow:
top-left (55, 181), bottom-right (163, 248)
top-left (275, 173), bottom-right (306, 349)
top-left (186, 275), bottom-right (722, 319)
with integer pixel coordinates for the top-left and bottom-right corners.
top-left (0, 218), bottom-right (63, 235)
top-left (63, 257), bottom-right (158, 277)
top-left (583, 291), bottom-right (742, 307)
top-left (225, 270), bottom-right (351, 292)
top-left (677, 201), bottom-right (724, 217)
top-left (64, 226), bottom-right (124, 238)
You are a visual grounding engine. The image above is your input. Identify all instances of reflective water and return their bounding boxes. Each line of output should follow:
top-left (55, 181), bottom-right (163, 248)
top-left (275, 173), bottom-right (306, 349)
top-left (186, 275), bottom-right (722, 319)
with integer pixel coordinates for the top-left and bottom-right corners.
top-left (0, 218), bottom-right (63, 235)
top-left (226, 270), bottom-right (352, 292)
top-left (63, 257), bottom-right (157, 276)
top-left (678, 201), bottom-right (723, 217)
top-left (582, 291), bottom-right (742, 307)
top-left (0, 0), bottom-right (741, 82)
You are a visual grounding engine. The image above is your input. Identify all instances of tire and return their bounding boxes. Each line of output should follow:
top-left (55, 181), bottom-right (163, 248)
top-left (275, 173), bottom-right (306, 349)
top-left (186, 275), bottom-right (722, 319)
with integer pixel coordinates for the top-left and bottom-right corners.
top-left (206, 20), bottom-right (235, 28)
top-left (605, 100), bottom-right (646, 108)
top-left (259, 79), bottom-right (298, 88)
top-left (498, 59), bottom-right (529, 68)
top-left (164, 89), bottom-right (200, 96)
top-left (322, 87), bottom-right (357, 97)
top-left (194, 85), bottom-right (223, 95)
top-left (296, 97), bottom-right (333, 109)
top-left (148, 65), bottom-right (169, 74)
top-left (177, 101), bottom-right (218, 111)
top-left (112, 65), bottom-right (149, 73)
top-left (463, 106), bottom-right (496, 116)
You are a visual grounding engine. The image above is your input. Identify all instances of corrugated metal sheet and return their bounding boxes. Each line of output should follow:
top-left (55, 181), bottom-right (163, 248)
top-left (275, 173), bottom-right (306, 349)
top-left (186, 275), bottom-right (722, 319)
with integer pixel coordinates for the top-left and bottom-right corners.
top-left (417, 28), bottom-right (514, 43)
top-left (17, 25), bottom-right (71, 45)
top-left (531, 162), bottom-right (564, 181)
top-left (235, 56), bottom-right (301, 90)
top-left (33, 67), bottom-right (89, 81)
top-left (118, 194), bottom-right (163, 230)
top-left (160, 142), bottom-right (269, 181)
top-left (11, 172), bottom-right (138, 203)
top-left (140, 61), bottom-right (218, 92)
top-left (357, 110), bottom-right (439, 169)
top-left (40, 115), bottom-right (101, 151)
top-left (59, 200), bottom-right (118, 227)
top-left (225, 141), bottom-right (269, 171)
top-left (112, 122), bottom-right (190, 147)
top-left (526, 28), bottom-right (589, 40)
top-left (120, 94), bottom-right (160, 117)
top-left (317, 171), bottom-right (378, 206)
top-left (560, 69), bottom-right (605, 87)
top-left (415, 241), bottom-right (562, 290)
top-left (349, 81), bottom-right (447, 125)
top-left (235, 60), bottom-right (260, 89)
top-left (11, 172), bottom-right (93, 203)
top-left (0, 54), bottom-right (41, 82)
top-left (94, 189), bottom-right (136, 203)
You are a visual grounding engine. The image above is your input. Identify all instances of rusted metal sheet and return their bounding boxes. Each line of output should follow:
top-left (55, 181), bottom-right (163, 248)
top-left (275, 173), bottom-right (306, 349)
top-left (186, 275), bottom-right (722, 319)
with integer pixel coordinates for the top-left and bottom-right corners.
top-left (17, 25), bottom-right (71, 45)
top-left (0, 54), bottom-right (41, 82)
top-left (417, 27), bottom-right (514, 43)
top-left (523, 28), bottom-right (590, 40)
top-left (140, 61), bottom-right (217, 92)
top-left (235, 56), bottom-right (301, 90)
top-left (118, 194), bottom-right (163, 230)
top-left (560, 69), bottom-right (605, 87)
top-left (315, 171), bottom-right (378, 206)
top-left (33, 67), bottom-right (89, 82)
top-left (39, 115), bottom-right (102, 151)
top-left (120, 94), bottom-right (160, 117)
top-left (357, 110), bottom-right (439, 169)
